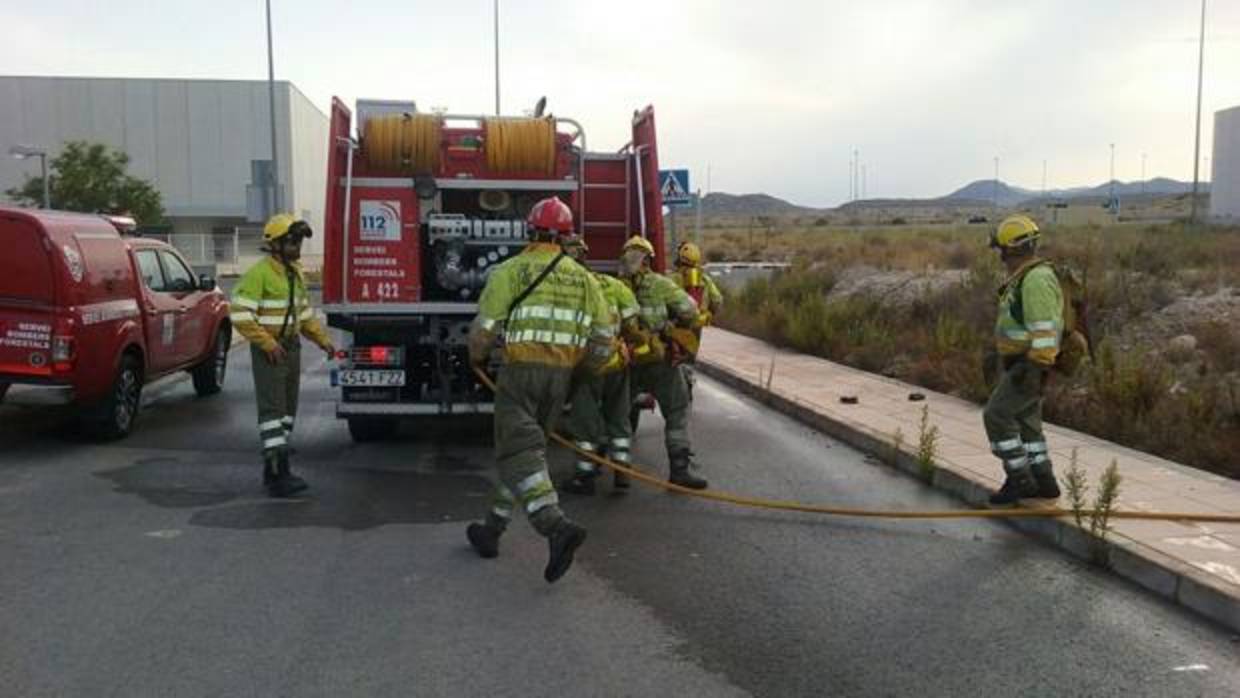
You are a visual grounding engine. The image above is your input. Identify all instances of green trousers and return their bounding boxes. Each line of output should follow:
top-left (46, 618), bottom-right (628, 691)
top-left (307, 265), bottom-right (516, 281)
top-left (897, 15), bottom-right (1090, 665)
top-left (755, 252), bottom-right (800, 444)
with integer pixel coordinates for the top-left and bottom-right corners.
top-left (982, 360), bottom-right (1052, 476)
top-left (486, 363), bottom-right (573, 536)
top-left (566, 368), bottom-right (633, 476)
top-left (630, 359), bottom-right (692, 456)
top-left (250, 336), bottom-right (301, 457)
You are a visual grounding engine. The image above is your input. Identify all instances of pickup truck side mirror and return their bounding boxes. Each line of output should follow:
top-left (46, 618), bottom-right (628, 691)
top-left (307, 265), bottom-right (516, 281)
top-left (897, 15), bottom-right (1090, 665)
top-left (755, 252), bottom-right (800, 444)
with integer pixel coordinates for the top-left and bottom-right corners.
top-left (198, 274), bottom-right (217, 291)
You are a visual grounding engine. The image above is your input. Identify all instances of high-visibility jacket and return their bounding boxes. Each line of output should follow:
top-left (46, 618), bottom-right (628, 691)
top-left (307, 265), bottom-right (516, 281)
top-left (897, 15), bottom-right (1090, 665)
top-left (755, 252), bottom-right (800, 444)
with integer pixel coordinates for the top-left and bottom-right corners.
top-left (230, 256), bottom-right (332, 353)
top-left (669, 268), bottom-right (723, 315)
top-left (596, 272), bottom-right (643, 373)
top-left (629, 270), bottom-right (699, 334)
top-left (598, 273), bottom-right (641, 337)
top-left (474, 243), bottom-right (613, 369)
top-left (995, 259), bottom-right (1063, 367)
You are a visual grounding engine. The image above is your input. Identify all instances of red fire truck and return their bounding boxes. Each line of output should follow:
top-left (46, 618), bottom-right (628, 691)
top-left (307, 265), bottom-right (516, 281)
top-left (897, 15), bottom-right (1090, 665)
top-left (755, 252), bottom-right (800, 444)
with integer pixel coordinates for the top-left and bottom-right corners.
top-left (321, 98), bottom-right (668, 441)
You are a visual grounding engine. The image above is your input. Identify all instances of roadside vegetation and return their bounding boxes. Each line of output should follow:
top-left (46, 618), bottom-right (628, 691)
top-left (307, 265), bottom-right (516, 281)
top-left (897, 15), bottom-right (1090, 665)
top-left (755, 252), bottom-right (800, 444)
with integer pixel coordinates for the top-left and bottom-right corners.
top-left (712, 221), bottom-right (1240, 479)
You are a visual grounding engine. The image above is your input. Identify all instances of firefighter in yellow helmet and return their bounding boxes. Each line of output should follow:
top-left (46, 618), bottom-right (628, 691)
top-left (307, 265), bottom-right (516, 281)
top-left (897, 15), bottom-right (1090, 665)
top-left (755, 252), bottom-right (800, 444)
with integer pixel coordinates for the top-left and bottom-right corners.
top-left (669, 241), bottom-right (723, 401)
top-left (618, 235), bottom-right (709, 489)
top-left (230, 214), bottom-right (335, 497)
top-left (984, 214), bottom-right (1064, 506)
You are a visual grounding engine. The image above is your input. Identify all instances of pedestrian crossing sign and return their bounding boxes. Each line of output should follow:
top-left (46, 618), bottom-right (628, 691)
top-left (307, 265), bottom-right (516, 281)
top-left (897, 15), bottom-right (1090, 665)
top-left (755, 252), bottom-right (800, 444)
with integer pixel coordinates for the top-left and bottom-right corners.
top-left (659, 169), bottom-right (692, 207)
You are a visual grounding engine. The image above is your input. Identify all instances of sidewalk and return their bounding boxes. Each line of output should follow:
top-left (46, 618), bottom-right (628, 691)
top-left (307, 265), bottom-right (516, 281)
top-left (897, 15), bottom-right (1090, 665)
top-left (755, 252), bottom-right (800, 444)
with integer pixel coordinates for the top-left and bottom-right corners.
top-left (696, 327), bottom-right (1240, 633)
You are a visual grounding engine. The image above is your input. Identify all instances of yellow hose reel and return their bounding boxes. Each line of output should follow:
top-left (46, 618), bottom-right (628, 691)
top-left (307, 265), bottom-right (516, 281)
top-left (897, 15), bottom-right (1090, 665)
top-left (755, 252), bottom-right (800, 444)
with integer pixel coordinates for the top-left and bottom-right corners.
top-left (362, 114), bottom-right (559, 177)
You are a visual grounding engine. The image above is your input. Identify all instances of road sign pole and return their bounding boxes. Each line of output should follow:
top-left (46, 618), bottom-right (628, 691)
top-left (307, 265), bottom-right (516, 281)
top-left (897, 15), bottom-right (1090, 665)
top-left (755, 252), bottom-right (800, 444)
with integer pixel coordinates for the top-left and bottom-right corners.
top-left (695, 189), bottom-right (702, 245)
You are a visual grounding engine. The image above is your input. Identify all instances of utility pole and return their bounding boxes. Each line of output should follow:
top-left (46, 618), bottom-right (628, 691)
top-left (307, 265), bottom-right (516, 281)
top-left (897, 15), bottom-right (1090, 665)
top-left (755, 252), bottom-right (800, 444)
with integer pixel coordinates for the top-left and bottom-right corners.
top-left (861, 165), bottom-right (867, 200)
top-left (1109, 143), bottom-right (1116, 197)
top-left (848, 147), bottom-right (858, 202)
top-left (1141, 153), bottom-right (1147, 195)
top-left (694, 189), bottom-right (702, 245)
top-left (1190, 0), bottom-right (1207, 227)
top-left (848, 155), bottom-right (854, 202)
top-left (1041, 159), bottom-right (1047, 201)
top-left (265, 0), bottom-right (281, 214)
top-left (992, 156), bottom-right (999, 211)
top-left (493, 0), bottom-right (501, 115)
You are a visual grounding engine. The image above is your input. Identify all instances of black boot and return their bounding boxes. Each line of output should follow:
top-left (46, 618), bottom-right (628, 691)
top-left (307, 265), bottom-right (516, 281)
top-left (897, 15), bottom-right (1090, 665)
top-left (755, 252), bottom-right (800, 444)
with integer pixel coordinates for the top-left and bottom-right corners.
top-left (267, 451), bottom-right (308, 498)
top-left (544, 519), bottom-right (587, 583)
top-left (1032, 466), bottom-right (1062, 499)
top-left (561, 473), bottom-right (597, 496)
top-left (612, 464), bottom-right (631, 490)
top-left (988, 470), bottom-right (1038, 506)
top-left (668, 450), bottom-right (708, 490)
top-left (466, 522), bottom-right (502, 559)
top-left (262, 453), bottom-right (278, 486)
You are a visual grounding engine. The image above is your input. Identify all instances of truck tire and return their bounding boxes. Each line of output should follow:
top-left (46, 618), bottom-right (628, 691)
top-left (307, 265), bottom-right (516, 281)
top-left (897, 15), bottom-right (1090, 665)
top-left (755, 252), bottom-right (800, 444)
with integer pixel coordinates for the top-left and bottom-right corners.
top-left (87, 354), bottom-right (143, 440)
top-left (348, 417), bottom-right (397, 443)
top-left (191, 327), bottom-right (230, 396)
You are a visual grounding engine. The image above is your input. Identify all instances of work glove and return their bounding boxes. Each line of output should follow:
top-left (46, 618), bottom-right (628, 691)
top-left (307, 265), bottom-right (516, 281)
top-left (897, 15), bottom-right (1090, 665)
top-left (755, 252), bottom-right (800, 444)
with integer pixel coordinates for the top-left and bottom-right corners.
top-left (630, 336), bottom-right (665, 365)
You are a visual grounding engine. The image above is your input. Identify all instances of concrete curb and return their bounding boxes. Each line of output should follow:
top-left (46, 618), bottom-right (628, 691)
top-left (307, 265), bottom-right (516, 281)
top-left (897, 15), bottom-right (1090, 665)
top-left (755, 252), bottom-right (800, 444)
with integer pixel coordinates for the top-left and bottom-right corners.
top-left (696, 357), bottom-right (1240, 635)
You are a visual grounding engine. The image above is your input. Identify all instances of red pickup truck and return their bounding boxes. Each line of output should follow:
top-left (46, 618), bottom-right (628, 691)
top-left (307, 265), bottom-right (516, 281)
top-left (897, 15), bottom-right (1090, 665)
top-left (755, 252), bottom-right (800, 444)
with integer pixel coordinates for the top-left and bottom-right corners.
top-left (0, 208), bottom-right (232, 438)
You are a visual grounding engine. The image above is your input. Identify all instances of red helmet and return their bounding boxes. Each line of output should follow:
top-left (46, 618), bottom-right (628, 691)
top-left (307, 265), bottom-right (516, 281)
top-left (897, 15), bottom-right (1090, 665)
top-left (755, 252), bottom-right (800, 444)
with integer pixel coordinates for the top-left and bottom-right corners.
top-left (526, 197), bottom-right (574, 234)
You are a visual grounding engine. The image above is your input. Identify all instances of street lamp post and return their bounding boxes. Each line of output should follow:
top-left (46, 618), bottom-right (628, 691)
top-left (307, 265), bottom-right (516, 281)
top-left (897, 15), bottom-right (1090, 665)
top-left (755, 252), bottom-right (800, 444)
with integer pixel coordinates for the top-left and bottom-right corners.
top-left (265, 0), bottom-right (282, 214)
top-left (9, 145), bottom-right (50, 209)
top-left (494, 0), bottom-right (501, 115)
top-left (1190, 0), bottom-right (1207, 228)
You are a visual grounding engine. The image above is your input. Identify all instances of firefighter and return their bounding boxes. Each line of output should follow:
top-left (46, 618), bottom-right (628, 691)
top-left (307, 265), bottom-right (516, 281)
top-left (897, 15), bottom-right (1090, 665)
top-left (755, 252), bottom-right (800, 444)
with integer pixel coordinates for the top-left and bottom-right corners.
top-left (231, 214), bottom-right (335, 498)
top-left (984, 214), bottom-right (1064, 506)
top-left (619, 235), bottom-right (709, 490)
top-left (464, 197), bottom-right (613, 583)
top-left (560, 235), bottom-right (646, 496)
top-left (669, 241), bottom-right (723, 401)
top-left (671, 242), bottom-right (723, 318)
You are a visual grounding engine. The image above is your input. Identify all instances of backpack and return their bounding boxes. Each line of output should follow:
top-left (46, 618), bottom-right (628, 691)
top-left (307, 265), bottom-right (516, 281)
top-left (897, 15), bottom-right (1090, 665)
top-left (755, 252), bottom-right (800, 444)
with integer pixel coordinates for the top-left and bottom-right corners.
top-left (1010, 260), bottom-right (1094, 376)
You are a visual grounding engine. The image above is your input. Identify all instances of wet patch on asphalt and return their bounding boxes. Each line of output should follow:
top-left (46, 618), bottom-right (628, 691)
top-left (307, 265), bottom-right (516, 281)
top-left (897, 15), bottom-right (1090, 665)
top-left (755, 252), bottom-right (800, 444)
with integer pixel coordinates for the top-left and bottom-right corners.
top-left (96, 456), bottom-right (494, 530)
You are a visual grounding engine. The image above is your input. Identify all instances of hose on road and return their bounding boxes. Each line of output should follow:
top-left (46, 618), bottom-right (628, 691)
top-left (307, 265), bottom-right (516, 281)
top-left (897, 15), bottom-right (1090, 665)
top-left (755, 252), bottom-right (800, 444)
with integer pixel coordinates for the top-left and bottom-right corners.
top-left (473, 367), bottom-right (1240, 525)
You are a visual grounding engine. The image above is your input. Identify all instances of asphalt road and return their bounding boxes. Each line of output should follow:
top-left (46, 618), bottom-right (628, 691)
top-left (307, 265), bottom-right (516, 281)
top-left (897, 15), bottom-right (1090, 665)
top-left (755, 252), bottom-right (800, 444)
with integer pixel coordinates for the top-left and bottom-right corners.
top-left (2, 341), bottom-right (1238, 697)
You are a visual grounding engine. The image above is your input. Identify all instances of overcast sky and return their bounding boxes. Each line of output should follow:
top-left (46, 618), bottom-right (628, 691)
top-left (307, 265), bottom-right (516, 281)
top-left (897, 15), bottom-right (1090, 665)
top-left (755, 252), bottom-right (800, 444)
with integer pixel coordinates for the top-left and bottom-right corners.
top-left (4, 1), bottom-right (1238, 206)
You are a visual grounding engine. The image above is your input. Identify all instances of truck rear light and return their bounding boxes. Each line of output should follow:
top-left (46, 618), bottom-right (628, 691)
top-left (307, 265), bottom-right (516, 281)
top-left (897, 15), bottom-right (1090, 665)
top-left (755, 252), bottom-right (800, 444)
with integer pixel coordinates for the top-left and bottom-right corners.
top-left (52, 335), bottom-right (76, 371)
top-left (350, 345), bottom-right (404, 367)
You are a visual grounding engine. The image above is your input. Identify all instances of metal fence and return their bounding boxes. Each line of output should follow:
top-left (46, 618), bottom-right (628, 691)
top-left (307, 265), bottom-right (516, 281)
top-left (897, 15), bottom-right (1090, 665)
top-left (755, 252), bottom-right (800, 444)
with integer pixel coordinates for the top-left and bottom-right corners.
top-left (145, 228), bottom-right (266, 275)
top-left (148, 227), bottom-right (326, 275)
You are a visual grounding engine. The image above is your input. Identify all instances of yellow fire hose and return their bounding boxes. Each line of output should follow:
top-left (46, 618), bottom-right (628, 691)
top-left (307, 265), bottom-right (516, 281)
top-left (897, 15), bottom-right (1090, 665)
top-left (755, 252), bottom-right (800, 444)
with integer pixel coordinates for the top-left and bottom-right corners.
top-left (472, 367), bottom-right (1240, 525)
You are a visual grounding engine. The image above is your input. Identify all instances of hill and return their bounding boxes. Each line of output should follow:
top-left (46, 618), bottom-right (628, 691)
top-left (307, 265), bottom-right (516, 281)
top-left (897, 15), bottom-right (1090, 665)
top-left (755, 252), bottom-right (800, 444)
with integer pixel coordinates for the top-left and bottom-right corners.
top-left (697, 192), bottom-right (822, 217)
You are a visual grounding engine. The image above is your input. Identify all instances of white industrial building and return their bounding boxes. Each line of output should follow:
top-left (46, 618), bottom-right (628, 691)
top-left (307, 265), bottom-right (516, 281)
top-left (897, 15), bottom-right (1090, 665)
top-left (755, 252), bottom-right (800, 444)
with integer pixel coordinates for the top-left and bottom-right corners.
top-left (1212, 105), bottom-right (1240, 221)
top-left (0, 75), bottom-right (329, 266)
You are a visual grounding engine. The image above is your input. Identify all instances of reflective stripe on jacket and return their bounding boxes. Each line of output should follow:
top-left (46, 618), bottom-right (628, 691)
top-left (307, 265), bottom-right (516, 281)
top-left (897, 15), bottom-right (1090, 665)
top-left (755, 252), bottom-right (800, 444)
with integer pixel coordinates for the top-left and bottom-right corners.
top-left (474, 243), bottom-right (613, 368)
top-left (995, 260), bottom-right (1063, 366)
top-left (231, 257), bottom-right (332, 353)
top-left (630, 271), bottom-right (698, 333)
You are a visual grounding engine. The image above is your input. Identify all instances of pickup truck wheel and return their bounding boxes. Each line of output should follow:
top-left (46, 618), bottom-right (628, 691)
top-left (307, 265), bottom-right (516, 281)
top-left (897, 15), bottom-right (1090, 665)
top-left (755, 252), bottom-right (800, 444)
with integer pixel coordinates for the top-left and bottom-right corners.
top-left (87, 354), bottom-right (143, 440)
top-left (348, 417), bottom-right (397, 443)
top-left (192, 328), bottom-right (230, 396)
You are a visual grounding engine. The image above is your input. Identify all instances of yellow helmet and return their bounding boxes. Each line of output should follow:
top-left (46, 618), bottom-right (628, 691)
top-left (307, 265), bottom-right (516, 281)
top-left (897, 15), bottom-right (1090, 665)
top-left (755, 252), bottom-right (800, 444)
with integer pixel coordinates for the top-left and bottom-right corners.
top-left (622, 235), bottom-right (656, 257)
top-left (263, 213), bottom-right (312, 243)
top-left (991, 214), bottom-right (1040, 250)
top-left (676, 241), bottom-right (702, 267)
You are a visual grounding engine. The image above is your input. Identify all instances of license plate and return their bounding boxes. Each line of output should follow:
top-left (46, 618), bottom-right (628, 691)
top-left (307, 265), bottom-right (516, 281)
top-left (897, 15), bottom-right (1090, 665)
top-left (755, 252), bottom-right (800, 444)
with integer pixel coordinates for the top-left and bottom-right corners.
top-left (338, 370), bottom-right (405, 387)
